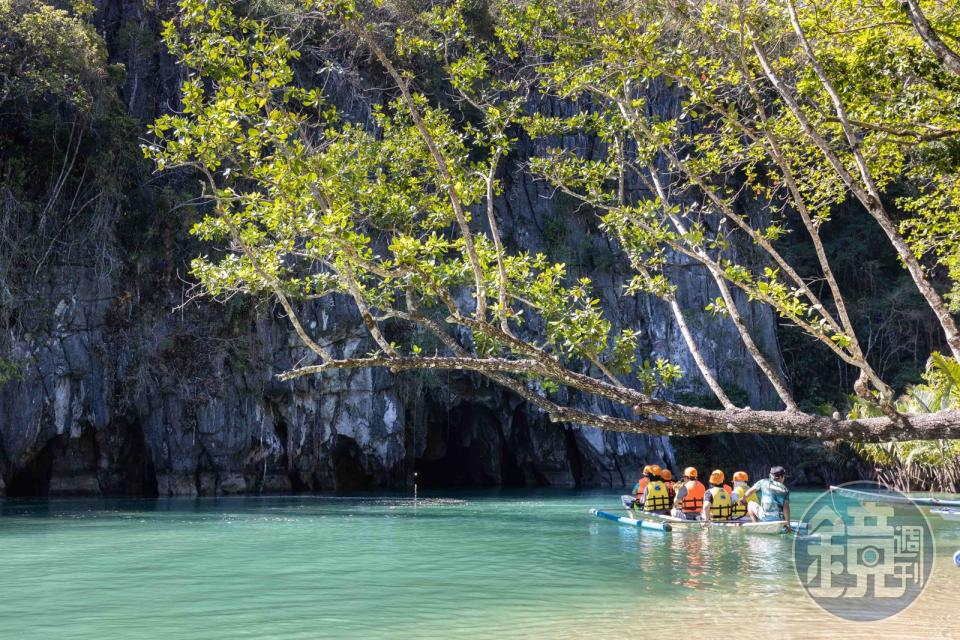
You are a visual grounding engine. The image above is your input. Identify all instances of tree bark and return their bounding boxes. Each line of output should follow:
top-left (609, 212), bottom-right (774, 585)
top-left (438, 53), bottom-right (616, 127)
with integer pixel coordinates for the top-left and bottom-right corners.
top-left (277, 356), bottom-right (960, 441)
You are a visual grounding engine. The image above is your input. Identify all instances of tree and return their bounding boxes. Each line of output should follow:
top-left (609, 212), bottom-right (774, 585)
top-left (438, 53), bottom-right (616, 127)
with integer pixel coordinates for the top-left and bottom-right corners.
top-left (0, 0), bottom-right (107, 110)
top-left (146, 0), bottom-right (960, 442)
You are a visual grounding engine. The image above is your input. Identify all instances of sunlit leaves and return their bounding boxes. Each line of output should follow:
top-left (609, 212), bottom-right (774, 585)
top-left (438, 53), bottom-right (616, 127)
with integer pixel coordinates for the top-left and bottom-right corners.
top-left (147, 0), bottom-right (668, 393)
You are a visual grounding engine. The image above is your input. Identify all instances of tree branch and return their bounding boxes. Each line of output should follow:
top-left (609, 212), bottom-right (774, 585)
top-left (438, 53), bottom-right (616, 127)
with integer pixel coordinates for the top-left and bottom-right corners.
top-left (350, 23), bottom-right (489, 322)
top-left (276, 354), bottom-right (960, 440)
top-left (754, 12), bottom-right (960, 360)
top-left (901, 0), bottom-right (960, 75)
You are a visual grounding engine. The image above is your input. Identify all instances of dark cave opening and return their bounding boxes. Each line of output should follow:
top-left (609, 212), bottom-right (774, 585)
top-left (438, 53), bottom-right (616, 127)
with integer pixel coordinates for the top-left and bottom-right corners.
top-left (271, 413), bottom-right (308, 492)
top-left (561, 424), bottom-right (584, 489)
top-left (415, 402), bottom-right (524, 488)
top-left (6, 441), bottom-right (55, 497)
top-left (108, 418), bottom-right (158, 497)
top-left (328, 434), bottom-right (376, 490)
top-left (5, 419), bottom-right (158, 498)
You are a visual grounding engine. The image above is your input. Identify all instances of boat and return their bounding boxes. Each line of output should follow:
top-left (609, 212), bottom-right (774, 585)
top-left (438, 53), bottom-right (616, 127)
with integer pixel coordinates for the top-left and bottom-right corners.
top-left (593, 509), bottom-right (802, 535)
top-left (930, 508), bottom-right (960, 521)
top-left (591, 509), bottom-right (672, 531)
top-left (636, 511), bottom-right (803, 534)
top-left (830, 485), bottom-right (960, 508)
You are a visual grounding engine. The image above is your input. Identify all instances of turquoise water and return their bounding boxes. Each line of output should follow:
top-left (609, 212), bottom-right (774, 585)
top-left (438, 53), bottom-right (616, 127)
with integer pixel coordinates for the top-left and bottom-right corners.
top-left (1, 490), bottom-right (958, 639)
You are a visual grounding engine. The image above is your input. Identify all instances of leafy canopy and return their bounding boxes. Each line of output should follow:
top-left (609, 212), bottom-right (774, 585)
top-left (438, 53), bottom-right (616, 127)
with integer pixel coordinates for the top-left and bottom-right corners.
top-left (146, 0), bottom-right (960, 441)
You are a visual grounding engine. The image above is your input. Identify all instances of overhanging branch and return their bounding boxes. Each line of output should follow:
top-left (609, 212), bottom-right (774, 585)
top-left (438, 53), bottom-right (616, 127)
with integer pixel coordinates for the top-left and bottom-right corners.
top-left (277, 355), bottom-right (960, 441)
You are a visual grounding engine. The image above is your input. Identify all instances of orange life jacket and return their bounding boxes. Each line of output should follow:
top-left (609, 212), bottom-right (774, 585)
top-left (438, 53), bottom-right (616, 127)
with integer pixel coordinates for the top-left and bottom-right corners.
top-left (680, 480), bottom-right (705, 513)
top-left (635, 477), bottom-right (650, 501)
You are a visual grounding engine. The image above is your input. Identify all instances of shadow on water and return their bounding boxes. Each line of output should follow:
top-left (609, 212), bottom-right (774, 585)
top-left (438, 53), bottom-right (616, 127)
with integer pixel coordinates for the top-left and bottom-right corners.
top-left (0, 487), bottom-right (597, 523)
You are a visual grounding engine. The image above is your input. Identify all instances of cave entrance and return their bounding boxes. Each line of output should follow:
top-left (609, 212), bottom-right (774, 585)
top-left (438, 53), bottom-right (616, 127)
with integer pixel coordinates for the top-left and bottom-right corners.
top-left (6, 440), bottom-right (55, 497)
top-left (328, 434), bottom-right (376, 490)
top-left (415, 403), bottom-right (523, 488)
top-left (5, 418), bottom-right (158, 498)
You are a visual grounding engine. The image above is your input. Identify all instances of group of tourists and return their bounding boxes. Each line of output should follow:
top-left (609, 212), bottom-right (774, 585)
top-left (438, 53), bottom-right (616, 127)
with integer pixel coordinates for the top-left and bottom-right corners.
top-left (624, 464), bottom-right (791, 530)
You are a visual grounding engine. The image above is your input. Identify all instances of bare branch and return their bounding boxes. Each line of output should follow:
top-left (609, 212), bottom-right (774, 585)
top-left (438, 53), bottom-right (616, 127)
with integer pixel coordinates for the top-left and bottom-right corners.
top-left (753, 14), bottom-right (960, 360)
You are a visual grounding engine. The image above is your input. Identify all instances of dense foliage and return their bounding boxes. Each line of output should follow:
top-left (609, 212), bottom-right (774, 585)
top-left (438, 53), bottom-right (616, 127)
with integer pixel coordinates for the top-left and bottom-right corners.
top-left (1, 0), bottom-right (134, 380)
top-left (144, 0), bottom-right (960, 442)
top-left (851, 354), bottom-right (960, 490)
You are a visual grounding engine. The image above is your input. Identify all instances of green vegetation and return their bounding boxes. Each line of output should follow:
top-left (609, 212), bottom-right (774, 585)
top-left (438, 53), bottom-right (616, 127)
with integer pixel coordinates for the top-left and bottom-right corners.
top-left (0, 0), bottom-right (107, 110)
top-left (0, 357), bottom-right (23, 385)
top-left (851, 353), bottom-right (960, 490)
top-left (0, 0), bottom-right (135, 288)
top-left (144, 0), bottom-right (960, 443)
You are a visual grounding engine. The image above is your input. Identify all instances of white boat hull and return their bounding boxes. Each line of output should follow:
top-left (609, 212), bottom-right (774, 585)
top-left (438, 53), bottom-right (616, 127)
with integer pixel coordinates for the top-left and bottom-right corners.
top-left (830, 485), bottom-right (960, 507)
top-left (632, 511), bottom-right (799, 535)
top-left (931, 508), bottom-right (960, 521)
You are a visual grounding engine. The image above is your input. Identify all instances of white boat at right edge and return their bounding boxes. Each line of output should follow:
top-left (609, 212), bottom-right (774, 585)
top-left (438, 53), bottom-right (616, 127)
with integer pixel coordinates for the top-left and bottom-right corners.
top-left (829, 485), bottom-right (960, 507)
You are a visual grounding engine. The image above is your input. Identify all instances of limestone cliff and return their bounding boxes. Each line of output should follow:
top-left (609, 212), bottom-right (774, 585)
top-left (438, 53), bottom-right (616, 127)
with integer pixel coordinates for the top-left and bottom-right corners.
top-left (0, 0), bottom-right (809, 497)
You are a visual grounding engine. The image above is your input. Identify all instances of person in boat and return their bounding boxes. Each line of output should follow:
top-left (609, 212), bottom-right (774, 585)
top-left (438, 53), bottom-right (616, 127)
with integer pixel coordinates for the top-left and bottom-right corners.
top-left (730, 470), bottom-right (757, 520)
top-left (701, 470), bottom-right (733, 522)
top-left (660, 468), bottom-right (675, 502)
top-left (622, 465), bottom-right (654, 510)
top-left (633, 465), bottom-right (653, 501)
top-left (671, 467), bottom-right (705, 520)
top-left (636, 465), bottom-right (672, 515)
top-left (743, 465), bottom-right (792, 532)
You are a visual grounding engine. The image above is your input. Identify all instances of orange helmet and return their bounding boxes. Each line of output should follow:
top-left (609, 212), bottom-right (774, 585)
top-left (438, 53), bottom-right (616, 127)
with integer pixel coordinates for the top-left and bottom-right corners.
top-left (660, 469), bottom-right (673, 481)
top-left (732, 471), bottom-right (749, 482)
top-left (683, 467), bottom-right (698, 479)
top-left (649, 464), bottom-right (662, 476)
top-left (642, 465), bottom-right (653, 475)
top-left (709, 469), bottom-right (725, 485)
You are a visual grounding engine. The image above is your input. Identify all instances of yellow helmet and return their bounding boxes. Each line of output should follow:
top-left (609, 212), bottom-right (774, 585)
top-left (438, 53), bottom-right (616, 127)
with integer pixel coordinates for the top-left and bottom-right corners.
top-left (732, 470), bottom-right (749, 482)
top-left (660, 469), bottom-right (672, 481)
top-left (649, 465), bottom-right (662, 476)
top-left (709, 469), bottom-right (725, 485)
top-left (642, 465), bottom-right (653, 475)
top-left (683, 467), bottom-right (698, 479)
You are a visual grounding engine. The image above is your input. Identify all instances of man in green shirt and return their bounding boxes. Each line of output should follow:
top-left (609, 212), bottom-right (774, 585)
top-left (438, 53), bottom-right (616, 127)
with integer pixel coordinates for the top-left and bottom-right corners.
top-left (743, 465), bottom-right (792, 532)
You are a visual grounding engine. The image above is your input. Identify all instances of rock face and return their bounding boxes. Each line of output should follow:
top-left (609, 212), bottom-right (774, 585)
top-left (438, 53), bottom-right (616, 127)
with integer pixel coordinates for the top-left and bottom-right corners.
top-left (0, 0), bottom-right (790, 497)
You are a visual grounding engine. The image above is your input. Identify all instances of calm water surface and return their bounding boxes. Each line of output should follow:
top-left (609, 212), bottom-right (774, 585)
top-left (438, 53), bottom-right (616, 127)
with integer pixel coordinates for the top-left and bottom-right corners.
top-left (0, 490), bottom-right (958, 639)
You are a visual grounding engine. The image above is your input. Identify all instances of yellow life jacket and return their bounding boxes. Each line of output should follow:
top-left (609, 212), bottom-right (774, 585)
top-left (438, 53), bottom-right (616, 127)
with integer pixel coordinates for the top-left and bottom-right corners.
top-left (643, 480), bottom-right (671, 512)
top-left (730, 483), bottom-right (758, 519)
top-left (708, 486), bottom-right (732, 520)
